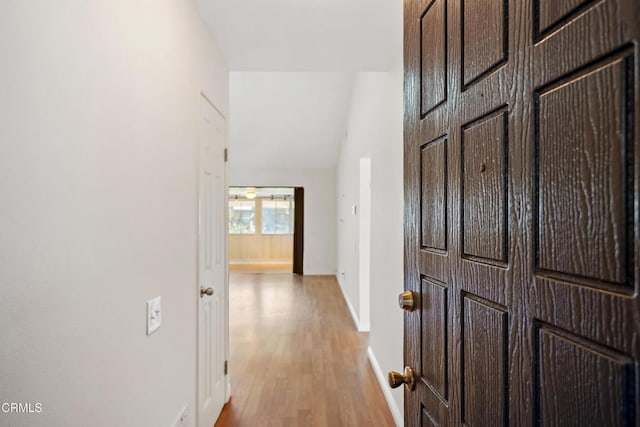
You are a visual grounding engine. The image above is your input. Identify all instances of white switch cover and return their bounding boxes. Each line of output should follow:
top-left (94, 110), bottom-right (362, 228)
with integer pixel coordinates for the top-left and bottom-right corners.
top-left (146, 296), bottom-right (161, 335)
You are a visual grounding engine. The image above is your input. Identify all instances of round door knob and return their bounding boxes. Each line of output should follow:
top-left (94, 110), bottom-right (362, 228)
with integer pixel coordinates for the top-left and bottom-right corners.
top-left (398, 290), bottom-right (416, 311)
top-left (200, 287), bottom-right (214, 297)
top-left (388, 366), bottom-right (416, 391)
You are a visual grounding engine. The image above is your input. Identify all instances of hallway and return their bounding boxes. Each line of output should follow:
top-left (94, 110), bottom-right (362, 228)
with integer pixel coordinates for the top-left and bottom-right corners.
top-left (215, 272), bottom-right (395, 426)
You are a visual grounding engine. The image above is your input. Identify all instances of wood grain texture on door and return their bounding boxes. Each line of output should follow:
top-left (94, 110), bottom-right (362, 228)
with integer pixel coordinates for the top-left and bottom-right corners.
top-left (403, 0), bottom-right (639, 425)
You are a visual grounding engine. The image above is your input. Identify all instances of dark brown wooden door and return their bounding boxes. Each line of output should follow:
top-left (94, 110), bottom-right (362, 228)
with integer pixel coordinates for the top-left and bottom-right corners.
top-left (403, 0), bottom-right (639, 425)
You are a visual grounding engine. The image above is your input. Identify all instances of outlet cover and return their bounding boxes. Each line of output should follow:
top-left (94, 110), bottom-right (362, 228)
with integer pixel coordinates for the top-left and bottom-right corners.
top-left (146, 296), bottom-right (161, 335)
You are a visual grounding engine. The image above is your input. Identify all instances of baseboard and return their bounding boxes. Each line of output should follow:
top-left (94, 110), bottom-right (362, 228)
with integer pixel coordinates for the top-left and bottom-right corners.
top-left (336, 276), bottom-right (360, 330)
top-left (367, 346), bottom-right (403, 427)
top-left (303, 270), bottom-right (338, 276)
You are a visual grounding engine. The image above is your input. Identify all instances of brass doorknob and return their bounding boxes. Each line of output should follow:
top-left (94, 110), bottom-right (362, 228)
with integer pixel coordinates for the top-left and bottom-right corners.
top-left (388, 366), bottom-right (415, 391)
top-left (398, 290), bottom-right (416, 311)
top-left (200, 287), bottom-right (214, 297)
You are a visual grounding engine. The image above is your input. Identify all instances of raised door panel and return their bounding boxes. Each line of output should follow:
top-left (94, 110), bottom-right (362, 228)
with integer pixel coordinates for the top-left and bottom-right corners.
top-left (535, 0), bottom-right (598, 36)
top-left (462, 295), bottom-right (508, 427)
top-left (421, 137), bottom-right (448, 252)
top-left (536, 325), bottom-right (636, 426)
top-left (535, 51), bottom-right (634, 291)
top-left (421, 0), bottom-right (447, 116)
top-left (462, 108), bottom-right (508, 264)
top-left (462, 0), bottom-right (507, 86)
top-left (421, 278), bottom-right (448, 401)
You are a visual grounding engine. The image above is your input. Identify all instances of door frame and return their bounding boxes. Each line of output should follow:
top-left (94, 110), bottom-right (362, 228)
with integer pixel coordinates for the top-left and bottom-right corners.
top-left (196, 91), bottom-right (230, 425)
top-left (358, 157), bottom-right (371, 331)
top-left (293, 187), bottom-right (304, 275)
top-left (228, 185), bottom-right (301, 272)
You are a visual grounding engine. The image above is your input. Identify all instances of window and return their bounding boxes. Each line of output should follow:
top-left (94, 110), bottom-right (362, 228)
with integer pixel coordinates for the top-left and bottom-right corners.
top-left (228, 188), bottom-right (295, 236)
top-left (261, 198), bottom-right (293, 234)
top-left (228, 199), bottom-right (256, 234)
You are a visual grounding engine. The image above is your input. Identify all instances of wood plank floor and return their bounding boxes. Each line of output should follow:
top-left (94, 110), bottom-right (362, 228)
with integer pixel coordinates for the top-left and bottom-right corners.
top-left (215, 272), bottom-right (396, 427)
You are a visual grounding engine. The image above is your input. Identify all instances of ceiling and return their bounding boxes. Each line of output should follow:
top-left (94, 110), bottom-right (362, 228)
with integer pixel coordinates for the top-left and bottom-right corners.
top-left (194, 0), bottom-right (402, 169)
top-left (194, 0), bottom-right (401, 71)
top-left (229, 72), bottom-right (353, 169)
top-left (229, 187), bottom-right (294, 198)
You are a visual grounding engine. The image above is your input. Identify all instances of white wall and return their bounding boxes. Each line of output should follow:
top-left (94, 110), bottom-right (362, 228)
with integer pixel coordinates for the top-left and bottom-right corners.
top-left (336, 65), bottom-right (404, 423)
top-left (0, 2), bottom-right (228, 427)
top-left (229, 168), bottom-right (337, 275)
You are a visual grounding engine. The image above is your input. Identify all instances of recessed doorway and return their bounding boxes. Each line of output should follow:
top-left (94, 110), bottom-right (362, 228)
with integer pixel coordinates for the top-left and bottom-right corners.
top-left (228, 187), bottom-right (303, 274)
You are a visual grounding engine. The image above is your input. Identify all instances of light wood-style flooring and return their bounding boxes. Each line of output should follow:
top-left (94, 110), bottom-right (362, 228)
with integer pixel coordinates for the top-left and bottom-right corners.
top-left (229, 263), bottom-right (293, 272)
top-left (215, 272), bottom-right (396, 427)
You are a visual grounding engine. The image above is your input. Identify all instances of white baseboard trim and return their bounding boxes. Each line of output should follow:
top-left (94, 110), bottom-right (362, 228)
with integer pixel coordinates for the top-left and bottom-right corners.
top-left (367, 346), bottom-right (403, 427)
top-left (304, 270), bottom-right (338, 276)
top-left (336, 276), bottom-right (360, 330)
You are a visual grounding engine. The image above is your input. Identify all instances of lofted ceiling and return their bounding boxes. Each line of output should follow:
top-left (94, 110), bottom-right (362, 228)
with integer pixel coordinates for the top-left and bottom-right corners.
top-left (194, 0), bottom-right (402, 169)
top-left (228, 72), bottom-right (353, 169)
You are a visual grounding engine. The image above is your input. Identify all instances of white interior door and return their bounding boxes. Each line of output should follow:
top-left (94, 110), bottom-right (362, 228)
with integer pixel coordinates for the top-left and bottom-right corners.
top-left (197, 95), bottom-right (226, 427)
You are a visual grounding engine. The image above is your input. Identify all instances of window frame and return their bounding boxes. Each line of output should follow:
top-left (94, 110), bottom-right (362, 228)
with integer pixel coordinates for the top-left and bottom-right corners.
top-left (228, 198), bottom-right (257, 235)
top-left (260, 197), bottom-right (294, 235)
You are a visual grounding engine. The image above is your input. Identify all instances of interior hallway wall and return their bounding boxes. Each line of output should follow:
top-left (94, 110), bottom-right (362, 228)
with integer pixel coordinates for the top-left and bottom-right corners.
top-left (336, 65), bottom-right (404, 422)
top-left (0, 2), bottom-right (228, 426)
top-left (229, 168), bottom-right (337, 275)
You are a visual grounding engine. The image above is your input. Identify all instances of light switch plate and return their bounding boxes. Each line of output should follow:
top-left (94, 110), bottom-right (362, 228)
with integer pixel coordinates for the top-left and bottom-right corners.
top-left (146, 296), bottom-right (161, 335)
